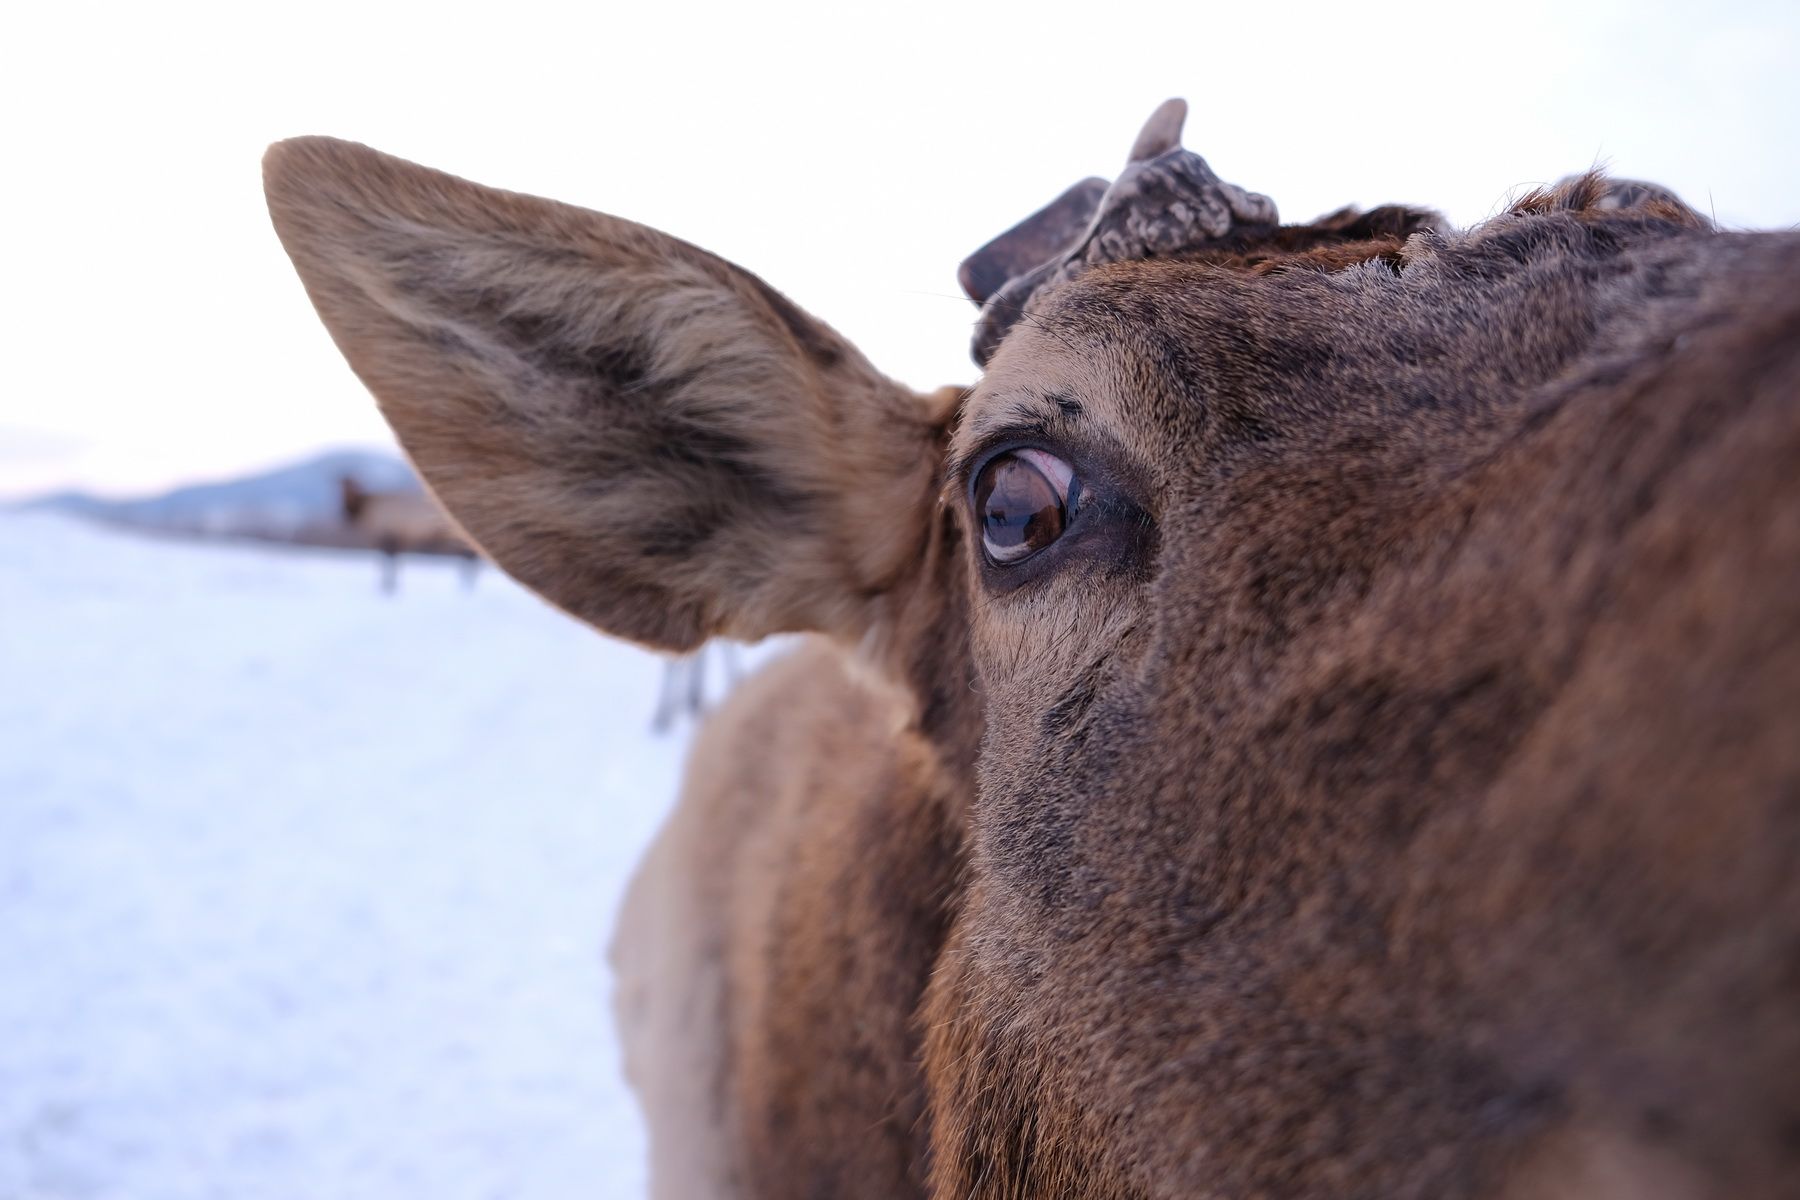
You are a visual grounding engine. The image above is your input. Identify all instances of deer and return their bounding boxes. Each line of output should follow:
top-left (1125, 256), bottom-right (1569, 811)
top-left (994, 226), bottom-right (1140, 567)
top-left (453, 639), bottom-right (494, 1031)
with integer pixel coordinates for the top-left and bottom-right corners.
top-left (338, 474), bottom-right (479, 592)
top-left (340, 468), bottom-right (726, 721)
top-left (650, 639), bottom-right (743, 734)
top-left (263, 99), bottom-right (1800, 1198)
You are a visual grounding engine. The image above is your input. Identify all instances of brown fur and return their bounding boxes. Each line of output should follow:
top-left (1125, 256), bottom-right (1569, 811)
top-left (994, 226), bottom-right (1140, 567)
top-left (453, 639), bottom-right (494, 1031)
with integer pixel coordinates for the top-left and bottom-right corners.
top-left (614, 643), bottom-right (964, 1195)
top-left (265, 140), bottom-right (1800, 1200)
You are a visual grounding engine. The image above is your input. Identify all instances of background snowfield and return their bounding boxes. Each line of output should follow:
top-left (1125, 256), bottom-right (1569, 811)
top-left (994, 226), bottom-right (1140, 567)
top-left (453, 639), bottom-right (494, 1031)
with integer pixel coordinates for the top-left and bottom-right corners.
top-left (0, 513), bottom-right (694, 1199)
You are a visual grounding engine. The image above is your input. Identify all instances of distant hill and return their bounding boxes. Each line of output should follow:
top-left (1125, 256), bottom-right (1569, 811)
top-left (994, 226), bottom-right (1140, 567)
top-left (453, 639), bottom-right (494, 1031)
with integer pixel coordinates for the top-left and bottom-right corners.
top-left (13, 449), bottom-right (421, 537)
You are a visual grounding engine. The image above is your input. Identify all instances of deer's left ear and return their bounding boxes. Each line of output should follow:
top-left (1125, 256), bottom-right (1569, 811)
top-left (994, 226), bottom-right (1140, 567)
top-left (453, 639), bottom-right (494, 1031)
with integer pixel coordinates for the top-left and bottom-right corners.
top-left (264, 137), bottom-right (959, 652)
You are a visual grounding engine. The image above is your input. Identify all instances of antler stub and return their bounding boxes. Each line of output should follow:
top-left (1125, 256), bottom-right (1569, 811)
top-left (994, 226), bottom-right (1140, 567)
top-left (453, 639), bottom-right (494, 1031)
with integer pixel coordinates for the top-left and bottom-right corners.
top-left (963, 98), bottom-right (1279, 366)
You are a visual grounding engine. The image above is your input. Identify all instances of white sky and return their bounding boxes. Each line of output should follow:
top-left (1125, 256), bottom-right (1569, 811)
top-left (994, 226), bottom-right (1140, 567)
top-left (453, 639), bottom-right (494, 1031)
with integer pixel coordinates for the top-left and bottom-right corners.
top-left (3, 0), bottom-right (1796, 499)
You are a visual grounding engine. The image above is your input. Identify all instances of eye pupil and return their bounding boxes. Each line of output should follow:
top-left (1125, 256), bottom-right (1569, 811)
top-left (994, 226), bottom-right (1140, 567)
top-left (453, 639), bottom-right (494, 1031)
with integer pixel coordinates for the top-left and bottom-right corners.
top-left (974, 451), bottom-right (1074, 564)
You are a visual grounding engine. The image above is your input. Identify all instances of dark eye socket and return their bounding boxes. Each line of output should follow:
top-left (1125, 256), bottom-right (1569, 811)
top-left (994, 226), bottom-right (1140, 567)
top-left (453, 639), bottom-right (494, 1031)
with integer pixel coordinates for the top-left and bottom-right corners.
top-left (973, 448), bottom-right (1082, 565)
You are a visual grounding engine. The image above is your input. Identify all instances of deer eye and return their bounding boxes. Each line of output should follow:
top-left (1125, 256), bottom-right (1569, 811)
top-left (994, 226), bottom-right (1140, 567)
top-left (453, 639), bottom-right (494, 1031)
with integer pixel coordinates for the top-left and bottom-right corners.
top-left (973, 448), bottom-right (1081, 565)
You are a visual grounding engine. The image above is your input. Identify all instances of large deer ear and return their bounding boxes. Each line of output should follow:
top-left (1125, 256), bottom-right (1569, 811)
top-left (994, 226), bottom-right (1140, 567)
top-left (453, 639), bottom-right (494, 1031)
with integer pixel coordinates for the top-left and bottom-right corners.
top-left (264, 137), bottom-right (956, 651)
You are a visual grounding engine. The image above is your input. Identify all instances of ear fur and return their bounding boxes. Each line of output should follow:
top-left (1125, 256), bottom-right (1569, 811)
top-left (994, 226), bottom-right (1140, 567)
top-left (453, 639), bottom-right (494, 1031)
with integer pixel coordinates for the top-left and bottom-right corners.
top-left (264, 137), bottom-right (956, 651)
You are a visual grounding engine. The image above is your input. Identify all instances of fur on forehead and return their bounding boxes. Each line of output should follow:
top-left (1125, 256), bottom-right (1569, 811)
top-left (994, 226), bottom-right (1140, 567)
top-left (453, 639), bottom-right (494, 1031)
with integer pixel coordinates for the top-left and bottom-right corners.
top-left (952, 207), bottom-right (1440, 437)
top-left (966, 170), bottom-right (1709, 387)
top-left (951, 170), bottom-right (1716, 495)
top-left (1510, 171), bottom-right (1711, 227)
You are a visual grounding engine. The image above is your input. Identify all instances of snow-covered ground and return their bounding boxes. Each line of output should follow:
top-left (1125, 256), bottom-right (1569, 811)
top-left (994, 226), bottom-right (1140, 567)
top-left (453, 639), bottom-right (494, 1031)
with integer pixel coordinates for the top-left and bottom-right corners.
top-left (0, 513), bottom-right (702, 1199)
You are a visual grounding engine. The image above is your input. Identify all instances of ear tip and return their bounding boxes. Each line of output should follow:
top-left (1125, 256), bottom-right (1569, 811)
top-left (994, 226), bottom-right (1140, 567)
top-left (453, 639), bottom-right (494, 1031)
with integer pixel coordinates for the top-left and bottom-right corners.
top-left (263, 136), bottom-right (330, 185)
top-left (263, 136), bottom-right (377, 203)
top-left (261, 136), bottom-right (577, 247)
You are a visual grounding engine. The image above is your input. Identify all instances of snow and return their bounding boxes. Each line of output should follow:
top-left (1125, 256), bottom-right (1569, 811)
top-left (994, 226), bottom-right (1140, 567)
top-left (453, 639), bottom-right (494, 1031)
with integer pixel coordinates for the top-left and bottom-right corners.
top-left (0, 514), bottom-right (694, 1199)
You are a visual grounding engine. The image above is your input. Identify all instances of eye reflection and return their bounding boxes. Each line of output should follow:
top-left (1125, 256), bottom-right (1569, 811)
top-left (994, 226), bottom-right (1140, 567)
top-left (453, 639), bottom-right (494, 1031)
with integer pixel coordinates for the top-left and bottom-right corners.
top-left (974, 449), bottom-right (1079, 564)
